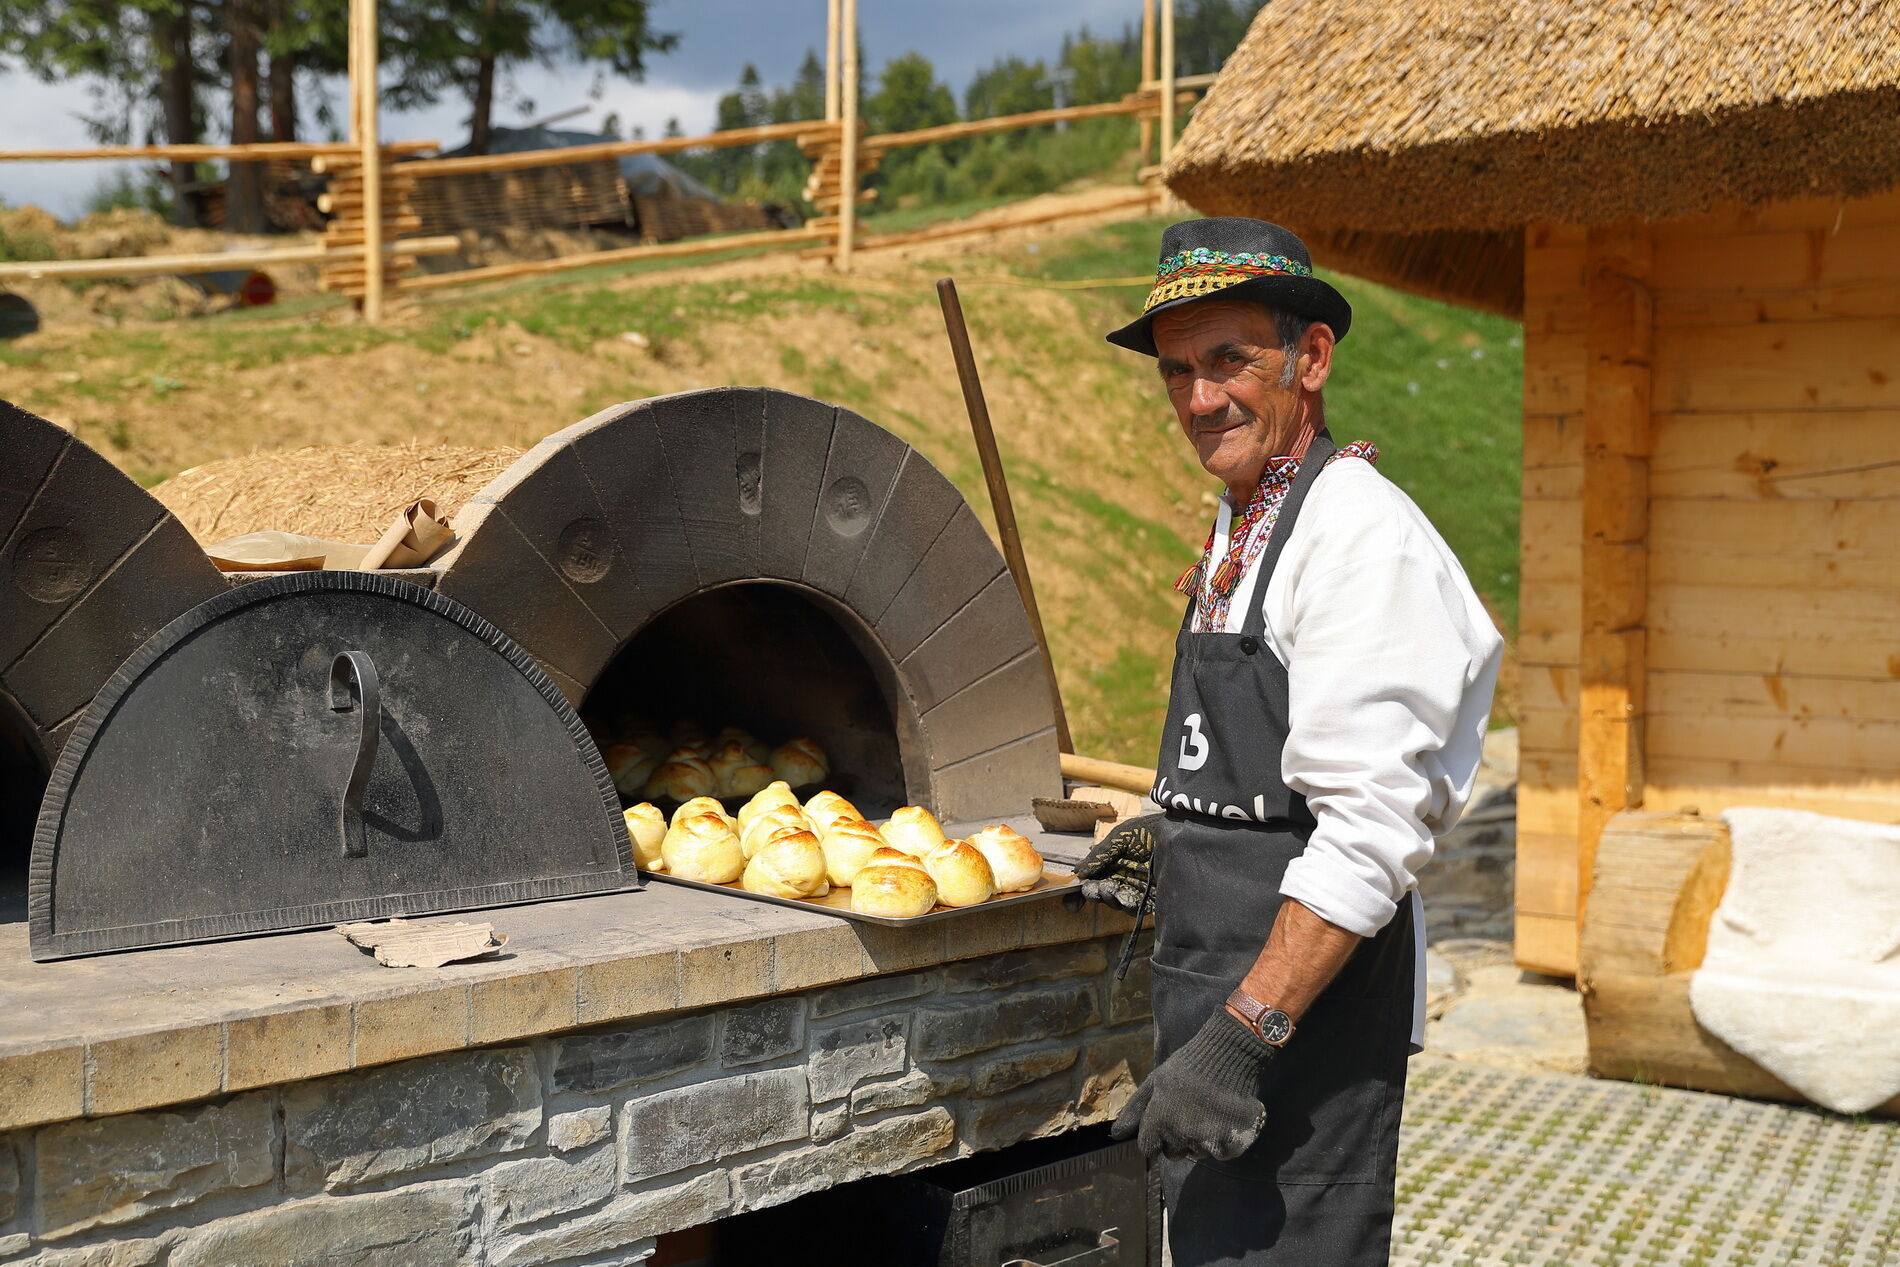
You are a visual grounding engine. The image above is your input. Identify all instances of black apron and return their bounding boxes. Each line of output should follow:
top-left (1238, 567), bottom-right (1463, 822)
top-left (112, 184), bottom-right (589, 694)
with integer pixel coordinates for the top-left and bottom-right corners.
top-left (1148, 433), bottom-right (1415, 1267)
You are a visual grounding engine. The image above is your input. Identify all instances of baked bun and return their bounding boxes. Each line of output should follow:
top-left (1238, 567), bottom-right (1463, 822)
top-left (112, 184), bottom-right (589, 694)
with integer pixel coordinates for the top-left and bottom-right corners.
top-left (923, 839), bottom-right (998, 907)
top-left (804, 790), bottom-right (863, 836)
top-left (628, 727), bottom-right (671, 760)
top-left (819, 818), bottom-right (887, 887)
top-left (968, 825), bottom-right (1045, 893)
top-left (741, 803), bottom-right (815, 857)
top-left (647, 752), bottom-right (714, 801)
top-left (866, 845), bottom-right (927, 873)
top-left (850, 864), bottom-right (939, 918)
top-left (883, 806), bottom-right (947, 857)
top-left (670, 795), bottom-right (734, 829)
top-left (661, 811), bottom-right (745, 883)
top-left (742, 828), bottom-right (830, 898)
top-left (770, 737), bottom-right (828, 788)
top-left (738, 781), bottom-right (801, 831)
top-left (623, 802), bottom-right (666, 871)
top-left (710, 741), bottom-right (775, 798)
top-left (604, 743), bottom-right (658, 799)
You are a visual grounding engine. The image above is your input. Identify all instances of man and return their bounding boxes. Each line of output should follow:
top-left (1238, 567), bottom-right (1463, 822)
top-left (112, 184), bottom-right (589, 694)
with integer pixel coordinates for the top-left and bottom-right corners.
top-left (1078, 218), bottom-right (1501, 1265)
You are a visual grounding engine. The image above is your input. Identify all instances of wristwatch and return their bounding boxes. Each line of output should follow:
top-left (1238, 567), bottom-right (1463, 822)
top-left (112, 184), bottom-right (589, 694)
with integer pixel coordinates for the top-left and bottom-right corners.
top-left (1225, 989), bottom-right (1295, 1046)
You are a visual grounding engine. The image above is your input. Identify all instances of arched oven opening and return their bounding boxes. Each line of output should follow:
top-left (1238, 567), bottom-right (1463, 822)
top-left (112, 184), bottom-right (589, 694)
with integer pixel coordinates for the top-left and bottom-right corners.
top-left (582, 581), bottom-right (923, 819)
top-left (0, 693), bottom-right (47, 920)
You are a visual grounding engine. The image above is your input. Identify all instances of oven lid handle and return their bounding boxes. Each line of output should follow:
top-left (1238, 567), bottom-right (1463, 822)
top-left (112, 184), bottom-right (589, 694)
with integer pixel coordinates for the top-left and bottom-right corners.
top-left (328, 650), bottom-right (381, 859)
top-left (1001, 1229), bottom-right (1120, 1267)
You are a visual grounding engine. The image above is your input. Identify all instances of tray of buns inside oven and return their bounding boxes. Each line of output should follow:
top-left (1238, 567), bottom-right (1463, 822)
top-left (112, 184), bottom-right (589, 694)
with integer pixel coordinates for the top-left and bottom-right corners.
top-left (620, 782), bottom-right (1081, 926)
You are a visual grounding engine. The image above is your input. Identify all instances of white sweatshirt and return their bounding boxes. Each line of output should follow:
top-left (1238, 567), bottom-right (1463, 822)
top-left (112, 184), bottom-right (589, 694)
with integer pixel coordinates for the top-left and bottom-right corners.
top-left (1194, 455), bottom-right (1503, 940)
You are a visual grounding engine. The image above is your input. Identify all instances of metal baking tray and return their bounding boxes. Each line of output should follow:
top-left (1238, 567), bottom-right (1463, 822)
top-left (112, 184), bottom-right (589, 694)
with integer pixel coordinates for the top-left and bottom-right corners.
top-left (640, 859), bottom-right (1080, 927)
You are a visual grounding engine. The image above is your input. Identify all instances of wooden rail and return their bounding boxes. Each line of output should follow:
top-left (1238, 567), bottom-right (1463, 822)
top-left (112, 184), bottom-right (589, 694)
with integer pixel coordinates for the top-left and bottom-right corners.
top-left (402, 121), bottom-right (835, 178)
top-left (0, 235), bottom-right (461, 282)
top-left (0, 141), bottom-right (437, 163)
top-left (401, 225), bottom-right (829, 293)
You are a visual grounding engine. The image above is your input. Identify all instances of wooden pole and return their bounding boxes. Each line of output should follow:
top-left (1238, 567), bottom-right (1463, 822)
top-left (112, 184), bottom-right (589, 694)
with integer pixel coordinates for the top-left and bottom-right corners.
top-left (351, 0), bottom-right (385, 323)
top-left (1577, 224), bottom-right (1653, 934)
top-left (1139, 0), bottom-right (1156, 164)
top-left (1060, 753), bottom-right (1156, 798)
top-left (0, 236), bottom-right (459, 282)
top-left (837, 0), bottom-right (859, 271)
top-left (1159, 0), bottom-right (1176, 169)
top-left (936, 278), bottom-right (1074, 754)
top-left (824, 0), bottom-right (841, 122)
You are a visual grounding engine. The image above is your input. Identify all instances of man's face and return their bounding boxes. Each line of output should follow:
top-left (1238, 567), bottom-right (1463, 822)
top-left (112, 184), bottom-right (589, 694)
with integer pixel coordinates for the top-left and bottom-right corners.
top-left (1152, 300), bottom-right (1330, 490)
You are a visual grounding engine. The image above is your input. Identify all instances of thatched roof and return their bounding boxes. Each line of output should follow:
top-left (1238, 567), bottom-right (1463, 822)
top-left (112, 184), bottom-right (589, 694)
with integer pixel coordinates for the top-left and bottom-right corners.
top-left (1168, 0), bottom-right (1900, 313)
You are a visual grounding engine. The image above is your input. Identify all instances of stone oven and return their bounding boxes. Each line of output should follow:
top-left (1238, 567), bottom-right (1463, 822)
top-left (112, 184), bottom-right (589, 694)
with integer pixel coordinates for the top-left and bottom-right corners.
top-left (0, 392), bottom-right (1153, 1266)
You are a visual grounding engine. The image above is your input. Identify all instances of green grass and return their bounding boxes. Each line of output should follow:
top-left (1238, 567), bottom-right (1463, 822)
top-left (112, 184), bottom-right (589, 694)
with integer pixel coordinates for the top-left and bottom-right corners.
top-left (1017, 214), bottom-right (1524, 632)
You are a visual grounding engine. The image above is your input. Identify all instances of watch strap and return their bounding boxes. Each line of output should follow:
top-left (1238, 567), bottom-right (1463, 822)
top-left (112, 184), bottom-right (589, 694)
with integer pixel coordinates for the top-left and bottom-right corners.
top-left (1225, 989), bottom-right (1294, 1046)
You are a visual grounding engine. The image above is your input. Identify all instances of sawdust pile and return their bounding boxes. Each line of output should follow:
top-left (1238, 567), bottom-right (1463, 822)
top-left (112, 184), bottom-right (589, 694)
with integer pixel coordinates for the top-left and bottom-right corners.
top-left (153, 443), bottom-right (522, 546)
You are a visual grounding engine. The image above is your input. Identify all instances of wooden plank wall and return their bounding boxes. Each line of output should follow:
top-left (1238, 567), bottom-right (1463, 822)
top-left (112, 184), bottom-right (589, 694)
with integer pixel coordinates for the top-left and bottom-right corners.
top-left (1515, 191), bottom-right (1900, 976)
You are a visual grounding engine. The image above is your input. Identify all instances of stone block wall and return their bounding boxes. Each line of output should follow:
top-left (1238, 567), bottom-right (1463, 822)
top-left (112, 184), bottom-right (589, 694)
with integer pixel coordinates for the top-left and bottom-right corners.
top-left (0, 936), bottom-right (1153, 1266)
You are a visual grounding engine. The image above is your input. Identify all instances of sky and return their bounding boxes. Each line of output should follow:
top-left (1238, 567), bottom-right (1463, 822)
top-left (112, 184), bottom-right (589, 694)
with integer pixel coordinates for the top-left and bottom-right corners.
top-left (1, 0), bottom-right (1143, 218)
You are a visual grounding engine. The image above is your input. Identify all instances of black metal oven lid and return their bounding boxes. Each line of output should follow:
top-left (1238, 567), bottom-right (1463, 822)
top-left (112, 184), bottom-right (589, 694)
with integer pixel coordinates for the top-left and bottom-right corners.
top-left (29, 570), bottom-right (635, 960)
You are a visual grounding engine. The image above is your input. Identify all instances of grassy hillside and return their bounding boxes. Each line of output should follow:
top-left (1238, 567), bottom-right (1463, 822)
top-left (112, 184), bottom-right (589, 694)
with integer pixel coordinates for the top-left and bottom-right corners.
top-left (0, 209), bottom-right (1520, 763)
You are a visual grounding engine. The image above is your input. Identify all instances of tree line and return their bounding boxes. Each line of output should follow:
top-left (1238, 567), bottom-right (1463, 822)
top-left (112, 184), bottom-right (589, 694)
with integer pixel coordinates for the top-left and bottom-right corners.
top-left (0, 0), bottom-right (674, 230)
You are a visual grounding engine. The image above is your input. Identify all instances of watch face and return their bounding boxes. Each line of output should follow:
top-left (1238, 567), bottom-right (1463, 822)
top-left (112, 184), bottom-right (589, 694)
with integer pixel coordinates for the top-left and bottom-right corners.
top-left (1260, 1009), bottom-right (1293, 1045)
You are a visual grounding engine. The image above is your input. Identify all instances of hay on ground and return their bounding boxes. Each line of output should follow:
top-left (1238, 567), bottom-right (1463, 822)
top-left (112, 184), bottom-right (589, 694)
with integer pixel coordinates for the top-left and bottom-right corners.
top-left (154, 443), bottom-right (522, 547)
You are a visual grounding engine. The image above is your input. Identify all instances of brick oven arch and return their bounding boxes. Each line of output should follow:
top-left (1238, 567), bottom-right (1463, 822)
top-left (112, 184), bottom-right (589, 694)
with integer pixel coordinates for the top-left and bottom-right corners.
top-left (433, 388), bottom-right (1061, 823)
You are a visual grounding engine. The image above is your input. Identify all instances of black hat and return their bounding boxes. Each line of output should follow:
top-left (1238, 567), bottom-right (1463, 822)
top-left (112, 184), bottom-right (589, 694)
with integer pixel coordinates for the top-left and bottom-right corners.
top-left (1105, 217), bottom-right (1352, 356)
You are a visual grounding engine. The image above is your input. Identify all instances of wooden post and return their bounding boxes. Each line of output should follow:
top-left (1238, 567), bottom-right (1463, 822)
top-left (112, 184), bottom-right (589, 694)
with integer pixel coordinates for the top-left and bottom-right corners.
top-left (824, 0), bottom-right (841, 122)
top-left (836, 0), bottom-right (859, 271)
top-left (1139, 0), bottom-right (1156, 163)
top-left (1159, 0), bottom-right (1176, 167)
top-left (1577, 224), bottom-right (1653, 928)
top-left (350, 0), bottom-right (384, 323)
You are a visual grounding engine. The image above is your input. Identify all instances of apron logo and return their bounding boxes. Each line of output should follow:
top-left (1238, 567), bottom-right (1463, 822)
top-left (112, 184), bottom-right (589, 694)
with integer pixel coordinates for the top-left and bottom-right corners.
top-left (1178, 713), bottom-right (1210, 771)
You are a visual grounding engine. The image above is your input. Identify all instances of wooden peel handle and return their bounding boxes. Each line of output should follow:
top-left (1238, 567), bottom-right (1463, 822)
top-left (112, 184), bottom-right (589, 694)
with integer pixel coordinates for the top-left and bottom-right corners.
top-left (1060, 752), bottom-right (1156, 797)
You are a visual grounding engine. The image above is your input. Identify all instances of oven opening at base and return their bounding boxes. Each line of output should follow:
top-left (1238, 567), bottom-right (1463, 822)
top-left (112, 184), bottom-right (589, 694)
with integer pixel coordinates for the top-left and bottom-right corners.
top-left (0, 693), bottom-right (46, 923)
top-left (580, 583), bottom-right (913, 822)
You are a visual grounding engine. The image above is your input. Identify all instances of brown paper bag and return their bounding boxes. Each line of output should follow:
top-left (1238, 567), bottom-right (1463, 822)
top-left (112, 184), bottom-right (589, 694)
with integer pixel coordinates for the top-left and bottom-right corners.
top-left (205, 530), bottom-right (368, 572)
top-left (360, 498), bottom-right (455, 571)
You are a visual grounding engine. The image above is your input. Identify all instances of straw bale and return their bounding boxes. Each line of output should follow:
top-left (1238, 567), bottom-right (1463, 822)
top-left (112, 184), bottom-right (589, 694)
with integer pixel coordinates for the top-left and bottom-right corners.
top-left (153, 443), bottom-right (521, 547)
top-left (1170, 0), bottom-right (1900, 240)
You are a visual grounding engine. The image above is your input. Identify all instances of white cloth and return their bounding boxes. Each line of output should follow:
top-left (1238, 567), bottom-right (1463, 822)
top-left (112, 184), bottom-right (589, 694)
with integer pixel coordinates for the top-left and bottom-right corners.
top-left (1690, 808), bottom-right (1900, 1114)
top-left (1194, 456), bottom-right (1503, 937)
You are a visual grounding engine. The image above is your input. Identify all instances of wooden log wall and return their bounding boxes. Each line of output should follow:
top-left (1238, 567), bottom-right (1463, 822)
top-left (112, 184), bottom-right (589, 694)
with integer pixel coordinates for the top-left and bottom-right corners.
top-left (317, 155), bottom-right (421, 304)
top-left (1516, 189), bottom-right (1900, 977)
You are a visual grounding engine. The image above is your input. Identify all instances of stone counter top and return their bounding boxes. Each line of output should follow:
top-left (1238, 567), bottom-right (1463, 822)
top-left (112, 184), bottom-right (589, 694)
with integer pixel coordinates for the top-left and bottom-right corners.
top-left (0, 819), bottom-right (1116, 1132)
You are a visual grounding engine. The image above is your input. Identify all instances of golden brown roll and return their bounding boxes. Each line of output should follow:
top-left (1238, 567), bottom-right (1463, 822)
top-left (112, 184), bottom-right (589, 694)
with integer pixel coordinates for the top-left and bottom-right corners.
top-left (819, 817), bottom-right (887, 887)
top-left (923, 839), bottom-right (998, 907)
top-left (967, 825), bottom-right (1045, 893)
top-left (770, 737), bottom-right (829, 788)
top-left (882, 805), bottom-right (947, 858)
top-left (850, 864), bottom-right (939, 918)
top-left (604, 743), bottom-right (658, 799)
top-left (627, 728), bottom-right (671, 760)
top-left (709, 741), bottom-right (774, 798)
top-left (738, 781), bottom-right (802, 832)
top-left (660, 811), bottom-right (744, 883)
top-left (623, 802), bottom-right (666, 871)
top-left (741, 803), bottom-right (815, 858)
top-left (647, 752), bottom-right (715, 802)
top-left (804, 790), bottom-right (864, 836)
top-left (741, 828), bottom-right (830, 898)
top-left (866, 845), bottom-right (927, 873)
top-left (670, 795), bottom-right (734, 829)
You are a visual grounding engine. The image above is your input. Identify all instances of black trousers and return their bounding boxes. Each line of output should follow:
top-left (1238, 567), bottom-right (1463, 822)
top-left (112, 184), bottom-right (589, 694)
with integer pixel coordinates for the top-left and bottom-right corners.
top-left (1152, 813), bottom-right (1415, 1267)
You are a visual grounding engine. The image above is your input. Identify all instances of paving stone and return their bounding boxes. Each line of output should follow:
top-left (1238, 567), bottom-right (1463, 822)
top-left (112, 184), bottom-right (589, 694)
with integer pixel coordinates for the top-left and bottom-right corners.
top-left (0, 1044), bottom-right (82, 1130)
top-left (944, 941), bottom-right (1109, 993)
top-left (850, 1070), bottom-right (937, 1117)
top-left (81, 1016), bottom-right (225, 1121)
top-left (224, 1001), bottom-right (353, 1091)
top-left (549, 1106), bottom-right (613, 1154)
top-left (756, 392), bottom-right (835, 581)
top-left (169, 1182), bottom-right (476, 1267)
top-left (721, 996), bottom-right (804, 1067)
top-left (969, 1046), bottom-right (1080, 1098)
top-left (872, 505), bottom-right (1006, 661)
top-left (678, 935), bottom-right (773, 1009)
top-left (811, 1102), bottom-right (849, 1144)
top-left (36, 1092), bottom-right (276, 1239)
top-left (0, 1231), bottom-right (30, 1260)
top-left (961, 1078), bottom-right (1077, 1153)
top-left (856, 921), bottom-right (949, 976)
top-left (801, 406), bottom-right (908, 599)
top-left (619, 1067), bottom-right (809, 1182)
top-left (918, 649), bottom-right (1057, 769)
top-left (650, 387), bottom-right (763, 588)
top-left (550, 1013), bottom-right (715, 1096)
top-left (283, 1047), bottom-right (542, 1190)
top-left (30, 1234), bottom-right (170, 1266)
top-left (808, 969), bottom-right (935, 1018)
top-left (485, 1145), bottom-right (618, 1231)
top-left (1077, 1030), bottom-right (1152, 1119)
top-left (733, 1108), bottom-right (955, 1212)
top-left (351, 984), bottom-right (470, 1068)
top-left (808, 1015), bottom-right (907, 1103)
top-left (471, 964), bottom-right (580, 1044)
top-left (493, 1172), bottom-right (730, 1267)
top-left (576, 947), bottom-right (680, 1026)
top-left (913, 982), bottom-right (1099, 1063)
top-left (841, 448), bottom-right (966, 625)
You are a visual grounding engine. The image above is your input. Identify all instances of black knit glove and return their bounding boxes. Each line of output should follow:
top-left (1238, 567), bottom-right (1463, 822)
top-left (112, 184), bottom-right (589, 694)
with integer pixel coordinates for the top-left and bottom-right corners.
top-left (1110, 1008), bottom-right (1278, 1162)
top-left (1075, 813), bottom-right (1162, 915)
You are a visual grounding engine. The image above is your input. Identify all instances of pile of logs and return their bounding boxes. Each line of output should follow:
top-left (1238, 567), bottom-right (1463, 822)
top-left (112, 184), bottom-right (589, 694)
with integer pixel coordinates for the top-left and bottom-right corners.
top-left (315, 152), bottom-right (422, 303)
